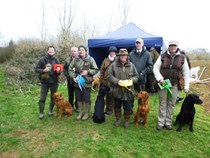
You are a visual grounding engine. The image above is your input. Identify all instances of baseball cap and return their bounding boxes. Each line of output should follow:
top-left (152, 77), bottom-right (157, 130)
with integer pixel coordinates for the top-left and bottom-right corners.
top-left (135, 38), bottom-right (143, 43)
top-left (169, 40), bottom-right (179, 46)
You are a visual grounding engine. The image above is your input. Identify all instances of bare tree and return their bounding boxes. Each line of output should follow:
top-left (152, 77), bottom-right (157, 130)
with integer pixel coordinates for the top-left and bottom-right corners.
top-left (40, 1), bottom-right (47, 47)
top-left (119, 0), bottom-right (131, 27)
top-left (57, 0), bottom-right (77, 52)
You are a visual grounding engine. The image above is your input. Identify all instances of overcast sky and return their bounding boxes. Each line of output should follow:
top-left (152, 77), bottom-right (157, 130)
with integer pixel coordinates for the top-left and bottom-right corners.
top-left (0, 0), bottom-right (210, 50)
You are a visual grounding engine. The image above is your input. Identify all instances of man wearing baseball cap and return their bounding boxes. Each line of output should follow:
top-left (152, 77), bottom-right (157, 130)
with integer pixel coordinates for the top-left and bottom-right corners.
top-left (130, 38), bottom-right (153, 93)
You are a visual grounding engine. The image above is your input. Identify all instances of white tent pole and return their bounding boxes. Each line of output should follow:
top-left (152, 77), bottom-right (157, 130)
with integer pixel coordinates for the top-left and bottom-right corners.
top-left (198, 66), bottom-right (206, 80)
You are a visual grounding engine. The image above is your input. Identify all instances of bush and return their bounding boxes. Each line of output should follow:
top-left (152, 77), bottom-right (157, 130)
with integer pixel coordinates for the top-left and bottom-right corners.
top-left (0, 45), bottom-right (15, 63)
top-left (2, 39), bottom-right (73, 91)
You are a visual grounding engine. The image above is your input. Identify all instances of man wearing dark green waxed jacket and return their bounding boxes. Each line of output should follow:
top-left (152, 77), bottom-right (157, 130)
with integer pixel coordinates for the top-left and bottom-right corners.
top-left (108, 48), bottom-right (138, 128)
top-left (69, 45), bottom-right (99, 120)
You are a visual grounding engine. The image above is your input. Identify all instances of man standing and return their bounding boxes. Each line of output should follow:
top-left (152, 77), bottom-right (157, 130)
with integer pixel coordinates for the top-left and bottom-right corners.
top-left (100, 46), bottom-right (118, 114)
top-left (129, 38), bottom-right (153, 93)
top-left (64, 46), bottom-right (78, 112)
top-left (146, 47), bottom-right (160, 94)
top-left (35, 45), bottom-right (61, 119)
top-left (108, 48), bottom-right (138, 128)
top-left (153, 40), bottom-right (190, 130)
top-left (69, 45), bottom-right (99, 120)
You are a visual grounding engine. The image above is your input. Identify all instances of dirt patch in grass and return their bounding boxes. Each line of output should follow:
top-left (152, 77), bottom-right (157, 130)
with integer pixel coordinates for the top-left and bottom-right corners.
top-left (0, 151), bottom-right (19, 158)
top-left (4, 129), bottom-right (58, 158)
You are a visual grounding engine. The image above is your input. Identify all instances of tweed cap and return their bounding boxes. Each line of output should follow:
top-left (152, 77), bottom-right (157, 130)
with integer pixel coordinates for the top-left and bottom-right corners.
top-left (117, 48), bottom-right (128, 56)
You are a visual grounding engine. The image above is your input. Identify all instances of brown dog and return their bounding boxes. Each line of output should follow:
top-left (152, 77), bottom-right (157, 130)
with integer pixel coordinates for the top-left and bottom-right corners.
top-left (53, 92), bottom-right (73, 118)
top-left (134, 91), bottom-right (150, 128)
top-left (92, 76), bottom-right (100, 91)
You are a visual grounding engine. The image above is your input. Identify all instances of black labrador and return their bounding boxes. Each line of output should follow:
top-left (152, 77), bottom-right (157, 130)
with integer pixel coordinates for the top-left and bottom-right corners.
top-left (174, 93), bottom-right (203, 132)
top-left (92, 86), bottom-right (106, 123)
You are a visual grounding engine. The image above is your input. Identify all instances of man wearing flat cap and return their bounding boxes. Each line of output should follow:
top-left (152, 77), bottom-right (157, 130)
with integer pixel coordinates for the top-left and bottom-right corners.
top-left (108, 48), bottom-right (138, 128)
top-left (153, 40), bottom-right (190, 131)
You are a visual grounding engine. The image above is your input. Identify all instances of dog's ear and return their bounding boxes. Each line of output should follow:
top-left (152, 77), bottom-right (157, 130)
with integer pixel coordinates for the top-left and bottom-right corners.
top-left (145, 92), bottom-right (149, 100)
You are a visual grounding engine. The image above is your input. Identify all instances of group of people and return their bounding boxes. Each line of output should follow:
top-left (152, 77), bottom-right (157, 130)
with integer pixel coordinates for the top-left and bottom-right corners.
top-left (35, 38), bottom-right (190, 130)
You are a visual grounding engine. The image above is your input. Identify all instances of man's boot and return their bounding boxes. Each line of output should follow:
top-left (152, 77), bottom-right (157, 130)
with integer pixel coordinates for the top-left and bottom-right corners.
top-left (105, 95), bottom-right (114, 115)
top-left (114, 107), bottom-right (121, 127)
top-left (75, 100), bottom-right (79, 113)
top-left (48, 101), bottom-right (54, 116)
top-left (82, 102), bottom-right (91, 120)
top-left (76, 102), bottom-right (83, 120)
top-left (39, 103), bottom-right (45, 119)
top-left (124, 111), bottom-right (131, 128)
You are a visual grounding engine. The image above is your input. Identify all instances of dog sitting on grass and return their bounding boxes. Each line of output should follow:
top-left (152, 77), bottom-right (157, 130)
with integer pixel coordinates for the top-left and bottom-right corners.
top-left (174, 93), bottom-right (203, 132)
top-left (134, 91), bottom-right (150, 128)
top-left (53, 92), bottom-right (73, 118)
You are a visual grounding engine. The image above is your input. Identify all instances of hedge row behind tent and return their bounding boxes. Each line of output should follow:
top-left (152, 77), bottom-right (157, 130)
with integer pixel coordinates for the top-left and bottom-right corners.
top-left (88, 22), bottom-right (164, 67)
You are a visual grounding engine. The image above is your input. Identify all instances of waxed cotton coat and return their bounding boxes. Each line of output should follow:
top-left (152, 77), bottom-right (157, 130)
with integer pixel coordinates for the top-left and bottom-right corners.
top-left (69, 55), bottom-right (99, 88)
top-left (108, 58), bottom-right (138, 101)
top-left (35, 54), bottom-right (60, 84)
top-left (100, 57), bottom-right (116, 87)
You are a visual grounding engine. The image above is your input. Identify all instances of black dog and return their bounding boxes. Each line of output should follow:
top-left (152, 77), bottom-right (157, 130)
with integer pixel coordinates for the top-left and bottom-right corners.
top-left (174, 93), bottom-right (203, 132)
top-left (92, 87), bottom-right (106, 123)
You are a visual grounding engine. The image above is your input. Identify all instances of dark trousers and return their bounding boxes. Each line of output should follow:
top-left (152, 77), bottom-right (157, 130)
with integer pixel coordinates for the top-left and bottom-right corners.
top-left (114, 98), bottom-right (133, 112)
top-left (67, 79), bottom-right (77, 109)
top-left (39, 83), bottom-right (58, 113)
top-left (98, 84), bottom-right (114, 112)
top-left (75, 88), bottom-right (91, 103)
top-left (146, 73), bottom-right (156, 93)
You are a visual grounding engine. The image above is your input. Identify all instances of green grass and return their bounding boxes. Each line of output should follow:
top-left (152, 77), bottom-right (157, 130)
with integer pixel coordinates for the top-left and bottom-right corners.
top-left (0, 67), bottom-right (210, 158)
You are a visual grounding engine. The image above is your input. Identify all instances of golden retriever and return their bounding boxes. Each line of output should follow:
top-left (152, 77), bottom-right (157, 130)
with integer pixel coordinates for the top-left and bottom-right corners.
top-left (53, 92), bottom-right (73, 118)
top-left (134, 91), bottom-right (150, 128)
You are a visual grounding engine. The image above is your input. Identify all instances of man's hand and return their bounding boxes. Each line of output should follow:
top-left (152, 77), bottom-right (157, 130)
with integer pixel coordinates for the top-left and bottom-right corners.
top-left (80, 70), bottom-right (88, 76)
top-left (43, 68), bottom-right (49, 72)
top-left (159, 79), bottom-right (165, 85)
top-left (73, 77), bottom-right (77, 83)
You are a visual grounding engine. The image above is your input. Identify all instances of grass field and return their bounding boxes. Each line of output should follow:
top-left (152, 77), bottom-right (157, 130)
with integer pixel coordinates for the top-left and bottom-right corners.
top-left (0, 66), bottom-right (210, 158)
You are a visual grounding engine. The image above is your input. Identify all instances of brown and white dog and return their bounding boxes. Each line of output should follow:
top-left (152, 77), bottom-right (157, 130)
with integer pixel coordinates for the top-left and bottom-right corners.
top-left (53, 92), bottom-right (73, 118)
top-left (134, 91), bottom-right (150, 128)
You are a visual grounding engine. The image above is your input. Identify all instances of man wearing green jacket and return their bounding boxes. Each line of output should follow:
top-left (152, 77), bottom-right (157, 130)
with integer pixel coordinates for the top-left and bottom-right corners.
top-left (69, 45), bottom-right (99, 120)
top-left (108, 48), bottom-right (138, 128)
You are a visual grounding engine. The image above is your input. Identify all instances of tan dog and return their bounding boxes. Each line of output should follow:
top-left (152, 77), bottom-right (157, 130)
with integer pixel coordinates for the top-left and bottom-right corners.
top-left (92, 76), bottom-right (100, 91)
top-left (53, 92), bottom-right (73, 118)
top-left (134, 91), bottom-right (150, 128)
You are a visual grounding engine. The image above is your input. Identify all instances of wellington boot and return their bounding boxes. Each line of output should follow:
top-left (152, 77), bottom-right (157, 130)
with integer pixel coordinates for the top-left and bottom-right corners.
top-left (124, 110), bottom-right (131, 128)
top-left (114, 107), bottom-right (121, 126)
top-left (48, 101), bottom-right (54, 116)
top-left (39, 113), bottom-right (44, 119)
top-left (115, 119), bottom-right (121, 127)
top-left (82, 102), bottom-right (90, 120)
top-left (39, 103), bottom-right (45, 119)
top-left (76, 102), bottom-right (83, 120)
top-left (124, 120), bottom-right (130, 128)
